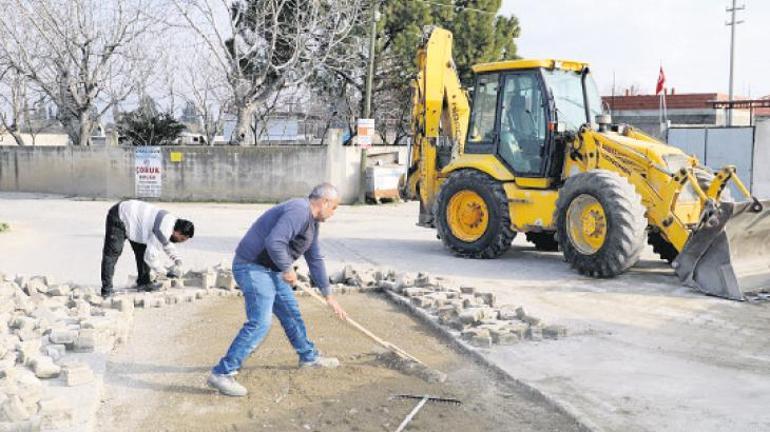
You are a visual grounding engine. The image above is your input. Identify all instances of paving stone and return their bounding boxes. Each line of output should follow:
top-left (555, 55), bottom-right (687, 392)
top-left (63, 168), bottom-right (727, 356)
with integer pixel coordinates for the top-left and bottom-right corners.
top-left (459, 308), bottom-right (484, 324)
top-left (496, 332), bottom-right (521, 345)
top-left (48, 329), bottom-right (77, 345)
top-left (475, 292), bottom-right (496, 307)
top-left (410, 296), bottom-right (434, 309)
top-left (395, 274), bottom-right (413, 291)
top-left (111, 298), bottom-right (134, 314)
top-left (10, 316), bottom-right (36, 331)
top-left (1, 395), bottom-right (31, 422)
top-left (16, 340), bottom-right (42, 366)
top-left (543, 325), bottom-right (568, 340)
top-left (402, 288), bottom-right (426, 298)
top-left (47, 284), bottom-right (71, 297)
top-left (216, 271), bottom-right (236, 290)
top-left (507, 322), bottom-right (529, 338)
top-left (378, 280), bottom-right (397, 291)
top-left (43, 345), bottom-right (66, 361)
top-left (38, 396), bottom-right (73, 430)
top-left (414, 273), bottom-right (433, 287)
top-left (460, 286), bottom-right (475, 294)
top-left (72, 329), bottom-right (96, 352)
top-left (498, 306), bottom-right (518, 320)
top-left (30, 356), bottom-right (61, 379)
top-left (133, 296), bottom-right (146, 308)
top-left (194, 290), bottom-right (206, 300)
top-left (62, 363), bottom-right (94, 386)
top-left (526, 325), bottom-right (544, 341)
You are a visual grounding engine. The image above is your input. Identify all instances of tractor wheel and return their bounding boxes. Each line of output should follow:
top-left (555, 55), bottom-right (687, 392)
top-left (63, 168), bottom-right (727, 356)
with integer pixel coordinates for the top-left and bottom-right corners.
top-left (556, 170), bottom-right (647, 277)
top-left (434, 170), bottom-right (516, 258)
top-left (526, 232), bottom-right (559, 251)
top-left (647, 230), bottom-right (678, 263)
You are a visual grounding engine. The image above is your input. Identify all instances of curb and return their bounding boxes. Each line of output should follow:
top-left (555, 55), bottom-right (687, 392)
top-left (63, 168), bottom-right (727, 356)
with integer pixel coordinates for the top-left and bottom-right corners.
top-left (381, 289), bottom-right (602, 432)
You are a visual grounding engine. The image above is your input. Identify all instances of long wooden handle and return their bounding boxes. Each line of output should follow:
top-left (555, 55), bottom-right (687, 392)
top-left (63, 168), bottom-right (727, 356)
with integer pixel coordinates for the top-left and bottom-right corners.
top-left (395, 396), bottom-right (429, 432)
top-left (297, 284), bottom-right (425, 365)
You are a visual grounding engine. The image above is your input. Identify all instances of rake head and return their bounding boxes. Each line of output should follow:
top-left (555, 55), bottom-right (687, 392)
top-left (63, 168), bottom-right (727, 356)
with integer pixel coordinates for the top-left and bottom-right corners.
top-left (392, 394), bottom-right (462, 405)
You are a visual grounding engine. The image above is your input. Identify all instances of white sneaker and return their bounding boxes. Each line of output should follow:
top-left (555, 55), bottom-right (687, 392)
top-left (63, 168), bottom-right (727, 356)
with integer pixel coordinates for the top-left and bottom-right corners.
top-left (207, 372), bottom-right (248, 396)
top-left (299, 356), bottom-right (340, 369)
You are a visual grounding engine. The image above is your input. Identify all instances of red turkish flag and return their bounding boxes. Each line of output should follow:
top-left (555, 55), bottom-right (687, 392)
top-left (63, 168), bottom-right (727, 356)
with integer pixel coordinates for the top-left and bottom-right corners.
top-left (655, 66), bottom-right (666, 95)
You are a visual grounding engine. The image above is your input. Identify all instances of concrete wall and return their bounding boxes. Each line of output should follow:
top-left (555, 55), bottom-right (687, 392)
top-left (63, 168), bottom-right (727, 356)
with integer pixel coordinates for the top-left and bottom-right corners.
top-left (753, 119), bottom-right (770, 199)
top-left (0, 129), bottom-right (408, 204)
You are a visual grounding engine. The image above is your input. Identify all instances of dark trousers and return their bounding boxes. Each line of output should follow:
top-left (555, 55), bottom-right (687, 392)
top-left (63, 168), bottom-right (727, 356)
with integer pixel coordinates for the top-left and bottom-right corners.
top-left (100, 203), bottom-right (151, 294)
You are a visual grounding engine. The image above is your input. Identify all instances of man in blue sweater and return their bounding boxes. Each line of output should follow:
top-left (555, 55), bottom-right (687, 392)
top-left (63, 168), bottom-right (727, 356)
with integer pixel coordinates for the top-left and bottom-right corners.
top-left (208, 183), bottom-right (347, 397)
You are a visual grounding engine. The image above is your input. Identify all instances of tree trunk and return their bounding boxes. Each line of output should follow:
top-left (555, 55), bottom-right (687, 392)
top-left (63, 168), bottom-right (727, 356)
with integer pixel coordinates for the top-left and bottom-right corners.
top-left (233, 103), bottom-right (257, 146)
top-left (63, 114), bottom-right (94, 146)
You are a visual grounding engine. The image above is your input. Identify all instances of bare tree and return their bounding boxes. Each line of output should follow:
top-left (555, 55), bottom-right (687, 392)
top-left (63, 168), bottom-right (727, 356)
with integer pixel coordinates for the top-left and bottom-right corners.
top-left (172, 0), bottom-right (363, 146)
top-left (0, 0), bottom-right (163, 146)
top-left (183, 59), bottom-right (231, 146)
top-left (0, 66), bottom-right (28, 146)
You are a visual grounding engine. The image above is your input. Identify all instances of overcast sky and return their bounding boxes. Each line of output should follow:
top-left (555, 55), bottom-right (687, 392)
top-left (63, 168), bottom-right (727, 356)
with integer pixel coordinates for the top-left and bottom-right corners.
top-left (500, 0), bottom-right (770, 98)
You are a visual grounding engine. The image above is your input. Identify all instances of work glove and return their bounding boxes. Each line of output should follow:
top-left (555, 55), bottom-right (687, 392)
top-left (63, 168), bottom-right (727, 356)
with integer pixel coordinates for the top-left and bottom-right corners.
top-left (167, 259), bottom-right (183, 279)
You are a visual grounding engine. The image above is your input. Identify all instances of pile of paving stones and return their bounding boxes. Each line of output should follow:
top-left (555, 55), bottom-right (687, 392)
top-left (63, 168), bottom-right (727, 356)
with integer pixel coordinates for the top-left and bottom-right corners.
top-left (0, 273), bottom-right (131, 430)
top-left (0, 265), bottom-right (240, 431)
top-left (320, 265), bottom-right (568, 348)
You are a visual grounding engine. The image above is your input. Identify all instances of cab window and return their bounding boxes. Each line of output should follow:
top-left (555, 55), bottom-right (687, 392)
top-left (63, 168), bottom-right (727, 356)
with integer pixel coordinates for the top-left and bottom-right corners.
top-left (498, 72), bottom-right (547, 175)
top-left (466, 73), bottom-right (499, 150)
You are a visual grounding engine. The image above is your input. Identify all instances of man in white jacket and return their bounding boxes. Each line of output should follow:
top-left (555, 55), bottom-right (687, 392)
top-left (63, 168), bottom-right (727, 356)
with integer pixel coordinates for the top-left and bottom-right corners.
top-left (100, 200), bottom-right (194, 297)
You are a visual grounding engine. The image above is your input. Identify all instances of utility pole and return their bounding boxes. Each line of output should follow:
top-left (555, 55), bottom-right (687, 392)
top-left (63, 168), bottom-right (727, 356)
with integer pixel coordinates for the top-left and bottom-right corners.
top-left (358, 0), bottom-right (378, 204)
top-left (726, 0), bottom-right (745, 126)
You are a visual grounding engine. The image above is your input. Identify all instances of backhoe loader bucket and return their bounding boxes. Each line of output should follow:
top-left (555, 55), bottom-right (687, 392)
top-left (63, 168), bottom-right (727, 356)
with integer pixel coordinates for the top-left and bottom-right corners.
top-left (674, 199), bottom-right (770, 300)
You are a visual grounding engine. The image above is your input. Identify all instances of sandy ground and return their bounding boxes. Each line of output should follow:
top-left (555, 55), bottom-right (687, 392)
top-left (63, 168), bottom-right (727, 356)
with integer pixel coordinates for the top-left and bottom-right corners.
top-left (95, 293), bottom-right (578, 432)
top-left (2, 192), bottom-right (769, 431)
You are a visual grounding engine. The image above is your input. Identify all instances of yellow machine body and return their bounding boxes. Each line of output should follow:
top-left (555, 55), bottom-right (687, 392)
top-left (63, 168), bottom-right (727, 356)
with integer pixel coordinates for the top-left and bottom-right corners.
top-left (406, 27), bottom-right (770, 300)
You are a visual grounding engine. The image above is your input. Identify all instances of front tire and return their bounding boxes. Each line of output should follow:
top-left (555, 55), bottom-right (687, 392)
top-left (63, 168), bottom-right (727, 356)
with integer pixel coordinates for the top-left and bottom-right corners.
top-left (556, 170), bottom-right (647, 277)
top-left (435, 170), bottom-right (516, 258)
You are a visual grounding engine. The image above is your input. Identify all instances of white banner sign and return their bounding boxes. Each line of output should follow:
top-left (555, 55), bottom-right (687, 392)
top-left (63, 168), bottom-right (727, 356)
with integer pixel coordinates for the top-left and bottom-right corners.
top-left (357, 118), bottom-right (375, 148)
top-left (135, 147), bottom-right (162, 198)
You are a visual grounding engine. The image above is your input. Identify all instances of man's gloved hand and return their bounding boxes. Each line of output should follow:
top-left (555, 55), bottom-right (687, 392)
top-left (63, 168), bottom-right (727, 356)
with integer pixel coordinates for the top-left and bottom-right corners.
top-left (166, 259), bottom-right (183, 279)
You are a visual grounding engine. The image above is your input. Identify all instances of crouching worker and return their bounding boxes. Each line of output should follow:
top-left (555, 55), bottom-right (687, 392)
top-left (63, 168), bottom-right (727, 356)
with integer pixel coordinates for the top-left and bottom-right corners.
top-left (100, 200), bottom-right (194, 298)
top-left (208, 183), bottom-right (348, 397)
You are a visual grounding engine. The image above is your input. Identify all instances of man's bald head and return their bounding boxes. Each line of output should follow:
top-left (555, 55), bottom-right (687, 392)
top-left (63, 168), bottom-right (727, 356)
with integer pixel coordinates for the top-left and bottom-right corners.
top-left (308, 183), bottom-right (340, 222)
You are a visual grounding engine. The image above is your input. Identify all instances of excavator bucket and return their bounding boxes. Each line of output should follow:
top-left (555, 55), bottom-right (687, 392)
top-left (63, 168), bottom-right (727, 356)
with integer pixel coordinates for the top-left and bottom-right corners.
top-left (674, 199), bottom-right (770, 300)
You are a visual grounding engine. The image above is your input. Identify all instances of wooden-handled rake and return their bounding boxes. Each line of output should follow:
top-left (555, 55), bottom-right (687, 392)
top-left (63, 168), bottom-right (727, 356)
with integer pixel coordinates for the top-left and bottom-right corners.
top-left (391, 394), bottom-right (462, 432)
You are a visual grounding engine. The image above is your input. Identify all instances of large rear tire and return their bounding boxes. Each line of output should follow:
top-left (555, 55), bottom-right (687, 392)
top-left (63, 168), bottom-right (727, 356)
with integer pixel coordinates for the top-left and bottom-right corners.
top-left (556, 170), bottom-right (647, 277)
top-left (435, 170), bottom-right (516, 258)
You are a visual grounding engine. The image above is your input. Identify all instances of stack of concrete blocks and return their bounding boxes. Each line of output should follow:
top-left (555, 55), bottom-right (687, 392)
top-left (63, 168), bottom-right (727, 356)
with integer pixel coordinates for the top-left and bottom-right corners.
top-left (317, 266), bottom-right (568, 348)
top-left (0, 272), bottom-right (134, 431)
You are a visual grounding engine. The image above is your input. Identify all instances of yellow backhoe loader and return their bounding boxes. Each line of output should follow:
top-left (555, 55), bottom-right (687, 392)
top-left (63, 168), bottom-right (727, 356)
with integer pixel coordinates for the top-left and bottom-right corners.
top-left (405, 27), bottom-right (770, 301)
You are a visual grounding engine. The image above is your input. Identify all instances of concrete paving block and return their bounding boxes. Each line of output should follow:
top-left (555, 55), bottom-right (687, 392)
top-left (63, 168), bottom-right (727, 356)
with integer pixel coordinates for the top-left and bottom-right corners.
top-left (30, 356), bottom-right (61, 379)
top-left (1, 395), bottom-right (31, 422)
top-left (10, 316), bottom-right (36, 331)
top-left (410, 296), bottom-right (434, 309)
top-left (475, 292), bottom-right (496, 307)
top-left (498, 306), bottom-right (518, 320)
top-left (526, 325), bottom-right (544, 341)
top-left (402, 288), bottom-right (426, 298)
top-left (47, 284), bottom-right (71, 297)
top-left (201, 271), bottom-right (216, 290)
top-left (460, 286), bottom-right (475, 295)
top-left (495, 332), bottom-right (521, 345)
top-left (133, 296), bottom-right (146, 308)
top-left (459, 308), bottom-right (485, 324)
top-left (110, 298), bottom-right (134, 314)
top-left (377, 280), bottom-right (397, 291)
top-left (48, 329), bottom-right (77, 345)
top-left (72, 329), bottom-right (96, 352)
top-left (62, 363), bottom-right (94, 387)
top-left (215, 271), bottom-right (236, 290)
top-left (507, 322), bottom-right (529, 338)
top-left (543, 325), bottom-right (568, 340)
top-left (16, 340), bottom-right (42, 366)
top-left (43, 345), bottom-right (66, 361)
top-left (194, 290), bottom-right (206, 300)
top-left (38, 396), bottom-right (73, 430)
top-left (395, 274), bottom-right (413, 291)
top-left (14, 328), bottom-right (39, 342)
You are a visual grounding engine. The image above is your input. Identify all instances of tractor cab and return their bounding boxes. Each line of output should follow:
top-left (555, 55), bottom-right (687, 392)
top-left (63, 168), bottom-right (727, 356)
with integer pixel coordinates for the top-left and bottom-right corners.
top-left (464, 60), bottom-right (603, 183)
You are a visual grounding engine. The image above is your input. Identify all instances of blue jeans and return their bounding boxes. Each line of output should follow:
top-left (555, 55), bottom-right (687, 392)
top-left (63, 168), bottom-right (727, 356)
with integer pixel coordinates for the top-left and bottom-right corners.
top-left (212, 262), bottom-right (318, 375)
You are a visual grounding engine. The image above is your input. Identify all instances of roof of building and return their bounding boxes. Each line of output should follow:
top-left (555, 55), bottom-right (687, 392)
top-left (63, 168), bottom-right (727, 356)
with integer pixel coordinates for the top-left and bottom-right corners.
top-left (602, 93), bottom-right (738, 111)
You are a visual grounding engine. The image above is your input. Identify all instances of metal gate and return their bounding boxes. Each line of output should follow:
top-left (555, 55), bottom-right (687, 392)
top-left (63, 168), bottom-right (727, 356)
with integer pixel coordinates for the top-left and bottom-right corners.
top-left (667, 126), bottom-right (755, 197)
